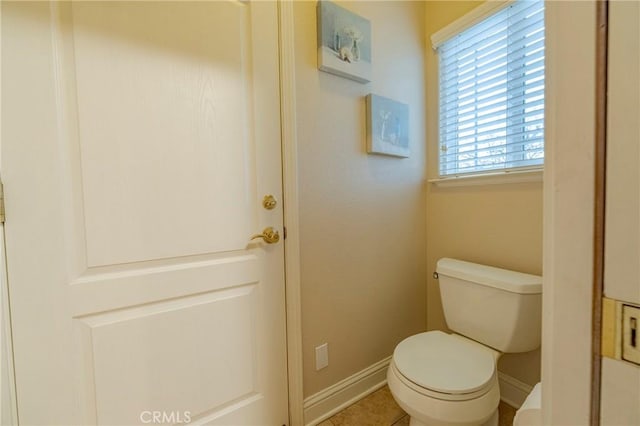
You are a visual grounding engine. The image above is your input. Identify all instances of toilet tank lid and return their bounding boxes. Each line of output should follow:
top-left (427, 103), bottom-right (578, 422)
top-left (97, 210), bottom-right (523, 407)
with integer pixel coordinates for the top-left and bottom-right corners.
top-left (436, 258), bottom-right (542, 294)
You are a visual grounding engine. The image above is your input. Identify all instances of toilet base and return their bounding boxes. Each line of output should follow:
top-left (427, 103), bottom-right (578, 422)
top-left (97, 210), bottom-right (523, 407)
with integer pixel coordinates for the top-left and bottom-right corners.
top-left (408, 409), bottom-right (498, 426)
top-left (387, 361), bottom-right (500, 426)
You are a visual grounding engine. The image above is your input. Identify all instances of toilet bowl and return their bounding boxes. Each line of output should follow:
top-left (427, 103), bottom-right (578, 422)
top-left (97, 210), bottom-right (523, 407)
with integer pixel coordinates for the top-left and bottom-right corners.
top-left (388, 331), bottom-right (501, 426)
top-left (388, 259), bottom-right (542, 426)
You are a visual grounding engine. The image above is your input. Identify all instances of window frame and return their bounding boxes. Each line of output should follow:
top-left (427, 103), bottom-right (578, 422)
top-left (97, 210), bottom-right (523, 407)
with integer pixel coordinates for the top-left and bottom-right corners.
top-left (431, 0), bottom-right (545, 183)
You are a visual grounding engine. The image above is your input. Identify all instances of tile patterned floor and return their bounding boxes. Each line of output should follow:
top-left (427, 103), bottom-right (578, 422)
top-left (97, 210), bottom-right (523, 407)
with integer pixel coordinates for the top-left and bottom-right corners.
top-left (499, 402), bottom-right (517, 426)
top-left (318, 385), bottom-right (517, 426)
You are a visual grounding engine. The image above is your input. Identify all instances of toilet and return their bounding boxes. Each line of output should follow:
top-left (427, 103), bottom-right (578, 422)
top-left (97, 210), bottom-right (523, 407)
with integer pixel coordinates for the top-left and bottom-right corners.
top-left (387, 258), bottom-right (542, 426)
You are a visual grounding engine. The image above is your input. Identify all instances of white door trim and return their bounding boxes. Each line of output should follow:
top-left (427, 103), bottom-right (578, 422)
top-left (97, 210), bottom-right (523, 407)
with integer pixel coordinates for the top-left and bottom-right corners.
top-left (278, 2), bottom-right (304, 425)
top-left (0, 4), bottom-right (19, 423)
top-left (0, 226), bottom-right (18, 426)
top-left (542, 1), bottom-right (597, 424)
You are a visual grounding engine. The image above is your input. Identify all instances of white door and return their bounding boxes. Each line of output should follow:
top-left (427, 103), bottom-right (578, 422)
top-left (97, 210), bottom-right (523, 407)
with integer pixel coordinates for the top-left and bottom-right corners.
top-left (1, 1), bottom-right (288, 425)
top-left (601, 1), bottom-right (640, 424)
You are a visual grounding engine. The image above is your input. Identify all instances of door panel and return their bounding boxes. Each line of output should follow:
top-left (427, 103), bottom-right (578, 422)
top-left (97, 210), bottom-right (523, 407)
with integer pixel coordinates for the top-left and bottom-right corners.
top-left (602, 1), bottom-right (640, 425)
top-left (604, 0), bottom-right (640, 304)
top-left (1, 2), bottom-right (287, 425)
top-left (84, 286), bottom-right (257, 425)
top-left (72, 2), bottom-right (255, 266)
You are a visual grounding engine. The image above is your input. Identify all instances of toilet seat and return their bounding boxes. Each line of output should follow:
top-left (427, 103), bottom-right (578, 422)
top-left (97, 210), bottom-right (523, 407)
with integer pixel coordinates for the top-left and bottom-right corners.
top-left (392, 331), bottom-right (496, 401)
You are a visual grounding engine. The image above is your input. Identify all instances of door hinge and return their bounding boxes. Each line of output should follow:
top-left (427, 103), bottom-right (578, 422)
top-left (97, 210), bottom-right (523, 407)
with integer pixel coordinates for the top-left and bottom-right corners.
top-left (0, 181), bottom-right (5, 223)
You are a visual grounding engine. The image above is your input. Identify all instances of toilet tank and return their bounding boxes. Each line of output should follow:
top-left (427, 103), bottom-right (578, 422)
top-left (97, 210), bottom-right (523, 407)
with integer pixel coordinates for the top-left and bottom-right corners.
top-left (436, 258), bottom-right (542, 353)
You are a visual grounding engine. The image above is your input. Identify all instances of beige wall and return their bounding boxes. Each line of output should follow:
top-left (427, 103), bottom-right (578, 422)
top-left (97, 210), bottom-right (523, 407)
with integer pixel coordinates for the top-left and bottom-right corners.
top-left (294, 1), bottom-right (428, 398)
top-left (424, 1), bottom-right (543, 387)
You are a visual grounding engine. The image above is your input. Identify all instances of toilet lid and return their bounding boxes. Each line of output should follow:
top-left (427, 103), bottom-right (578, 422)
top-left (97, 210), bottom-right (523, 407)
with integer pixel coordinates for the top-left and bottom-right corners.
top-left (393, 331), bottom-right (496, 394)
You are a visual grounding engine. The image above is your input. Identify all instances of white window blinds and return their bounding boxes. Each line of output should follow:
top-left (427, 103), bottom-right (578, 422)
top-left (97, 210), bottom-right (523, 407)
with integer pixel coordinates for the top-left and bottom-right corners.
top-left (438, 0), bottom-right (545, 177)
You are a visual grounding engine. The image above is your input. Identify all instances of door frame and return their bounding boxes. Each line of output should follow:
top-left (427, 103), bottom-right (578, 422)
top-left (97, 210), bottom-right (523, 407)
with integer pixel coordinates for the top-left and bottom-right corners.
top-left (0, 3), bottom-right (19, 424)
top-left (0, 228), bottom-right (18, 425)
top-left (590, 1), bottom-right (608, 423)
top-left (277, 2), bottom-right (304, 425)
top-left (0, 1), bottom-right (304, 424)
top-left (542, 1), bottom-right (602, 424)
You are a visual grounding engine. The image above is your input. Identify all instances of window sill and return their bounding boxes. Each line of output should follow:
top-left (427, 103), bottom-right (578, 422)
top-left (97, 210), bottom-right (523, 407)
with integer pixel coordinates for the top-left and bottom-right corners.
top-left (428, 169), bottom-right (543, 188)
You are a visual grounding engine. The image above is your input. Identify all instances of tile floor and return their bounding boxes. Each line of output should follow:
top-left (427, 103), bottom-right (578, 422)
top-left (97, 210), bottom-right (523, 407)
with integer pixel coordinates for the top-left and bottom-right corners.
top-left (317, 385), bottom-right (517, 426)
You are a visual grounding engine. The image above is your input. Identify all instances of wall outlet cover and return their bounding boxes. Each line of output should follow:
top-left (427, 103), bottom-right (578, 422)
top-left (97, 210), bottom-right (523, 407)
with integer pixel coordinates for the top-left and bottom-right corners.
top-left (315, 343), bottom-right (329, 371)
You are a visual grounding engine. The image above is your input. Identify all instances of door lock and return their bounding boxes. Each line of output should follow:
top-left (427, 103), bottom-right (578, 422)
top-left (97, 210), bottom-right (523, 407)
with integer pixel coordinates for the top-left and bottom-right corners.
top-left (262, 195), bottom-right (277, 210)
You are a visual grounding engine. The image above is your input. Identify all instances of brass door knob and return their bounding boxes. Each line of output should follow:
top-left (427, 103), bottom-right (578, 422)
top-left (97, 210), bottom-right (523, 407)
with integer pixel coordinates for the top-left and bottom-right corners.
top-left (250, 227), bottom-right (280, 244)
top-left (263, 195), bottom-right (277, 210)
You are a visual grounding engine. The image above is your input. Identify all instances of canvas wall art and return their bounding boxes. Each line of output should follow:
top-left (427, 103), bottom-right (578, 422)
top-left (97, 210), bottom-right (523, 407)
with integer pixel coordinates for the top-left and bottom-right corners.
top-left (317, 1), bottom-right (372, 83)
top-left (366, 94), bottom-right (410, 158)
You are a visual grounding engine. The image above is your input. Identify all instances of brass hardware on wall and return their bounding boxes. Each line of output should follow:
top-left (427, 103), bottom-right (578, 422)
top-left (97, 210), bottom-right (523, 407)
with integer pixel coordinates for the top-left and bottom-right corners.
top-left (262, 195), bottom-right (277, 210)
top-left (601, 297), bottom-right (640, 366)
top-left (250, 227), bottom-right (280, 244)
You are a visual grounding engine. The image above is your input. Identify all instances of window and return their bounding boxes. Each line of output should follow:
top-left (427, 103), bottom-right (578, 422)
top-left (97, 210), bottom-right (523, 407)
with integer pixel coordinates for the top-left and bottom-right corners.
top-left (436, 0), bottom-right (545, 177)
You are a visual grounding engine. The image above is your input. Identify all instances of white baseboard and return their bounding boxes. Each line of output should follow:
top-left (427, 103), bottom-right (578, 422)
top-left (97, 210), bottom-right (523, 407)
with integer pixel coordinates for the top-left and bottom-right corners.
top-left (303, 356), bottom-right (391, 426)
top-left (301, 359), bottom-right (532, 424)
top-left (498, 372), bottom-right (534, 409)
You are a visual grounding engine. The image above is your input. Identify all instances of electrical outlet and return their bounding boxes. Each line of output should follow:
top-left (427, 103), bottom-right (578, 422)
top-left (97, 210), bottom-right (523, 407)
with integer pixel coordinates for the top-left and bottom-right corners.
top-left (622, 304), bottom-right (640, 365)
top-left (315, 343), bottom-right (329, 371)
